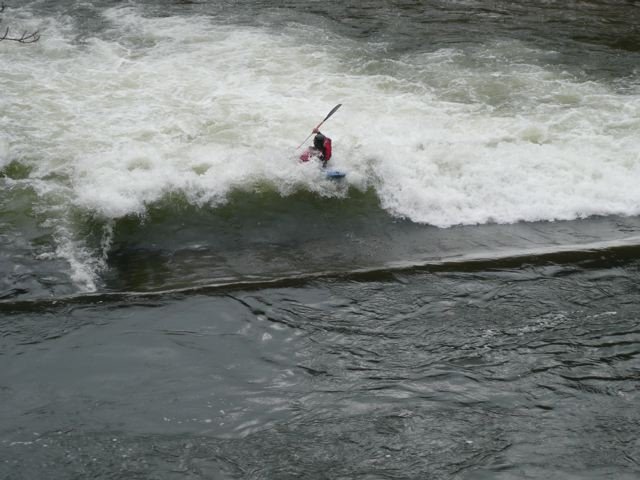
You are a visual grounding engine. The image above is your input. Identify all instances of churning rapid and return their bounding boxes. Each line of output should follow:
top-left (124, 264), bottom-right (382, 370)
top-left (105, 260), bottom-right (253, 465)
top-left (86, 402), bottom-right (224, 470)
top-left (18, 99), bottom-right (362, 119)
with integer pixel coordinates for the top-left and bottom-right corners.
top-left (2, 1), bottom-right (640, 292)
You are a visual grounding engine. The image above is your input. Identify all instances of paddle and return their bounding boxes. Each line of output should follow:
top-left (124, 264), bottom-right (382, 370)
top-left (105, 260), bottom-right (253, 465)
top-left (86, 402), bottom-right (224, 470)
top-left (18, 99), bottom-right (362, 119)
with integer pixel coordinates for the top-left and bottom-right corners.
top-left (296, 103), bottom-right (342, 150)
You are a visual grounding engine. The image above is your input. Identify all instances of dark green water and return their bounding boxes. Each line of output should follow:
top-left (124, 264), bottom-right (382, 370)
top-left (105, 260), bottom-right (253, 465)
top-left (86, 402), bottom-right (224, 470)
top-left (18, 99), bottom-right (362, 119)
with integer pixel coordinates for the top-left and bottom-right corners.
top-left (3, 252), bottom-right (640, 479)
top-left (2, 1), bottom-right (640, 478)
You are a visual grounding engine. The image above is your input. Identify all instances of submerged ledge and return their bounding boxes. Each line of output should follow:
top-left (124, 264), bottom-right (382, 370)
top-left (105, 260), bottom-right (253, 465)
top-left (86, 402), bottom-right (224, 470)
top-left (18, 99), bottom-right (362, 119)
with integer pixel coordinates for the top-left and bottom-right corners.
top-left (2, 235), bottom-right (640, 313)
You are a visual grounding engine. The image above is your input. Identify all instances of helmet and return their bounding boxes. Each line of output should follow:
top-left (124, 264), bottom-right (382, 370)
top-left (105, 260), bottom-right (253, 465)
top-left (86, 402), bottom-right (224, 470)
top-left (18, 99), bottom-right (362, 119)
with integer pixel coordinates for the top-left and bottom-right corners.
top-left (313, 133), bottom-right (326, 150)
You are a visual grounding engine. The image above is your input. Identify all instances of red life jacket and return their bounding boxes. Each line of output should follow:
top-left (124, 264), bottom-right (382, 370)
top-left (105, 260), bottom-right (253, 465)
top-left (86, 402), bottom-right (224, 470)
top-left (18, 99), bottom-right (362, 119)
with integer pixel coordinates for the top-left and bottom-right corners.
top-left (322, 137), bottom-right (332, 162)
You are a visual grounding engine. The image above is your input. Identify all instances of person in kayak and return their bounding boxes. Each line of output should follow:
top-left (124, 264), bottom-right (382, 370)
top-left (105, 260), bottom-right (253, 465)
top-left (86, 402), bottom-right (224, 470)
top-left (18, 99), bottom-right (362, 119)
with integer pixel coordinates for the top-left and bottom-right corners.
top-left (299, 128), bottom-right (332, 167)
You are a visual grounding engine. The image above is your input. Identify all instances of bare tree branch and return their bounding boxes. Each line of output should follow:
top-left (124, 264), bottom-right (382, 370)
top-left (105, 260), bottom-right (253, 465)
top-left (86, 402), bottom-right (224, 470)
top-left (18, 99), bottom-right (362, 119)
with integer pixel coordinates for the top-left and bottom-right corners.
top-left (0, 3), bottom-right (40, 43)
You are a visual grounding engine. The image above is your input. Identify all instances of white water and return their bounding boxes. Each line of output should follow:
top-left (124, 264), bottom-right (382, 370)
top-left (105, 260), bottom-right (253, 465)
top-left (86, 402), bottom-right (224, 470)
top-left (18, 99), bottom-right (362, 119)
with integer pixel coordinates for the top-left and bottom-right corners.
top-left (2, 5), bottom-right (640, 289)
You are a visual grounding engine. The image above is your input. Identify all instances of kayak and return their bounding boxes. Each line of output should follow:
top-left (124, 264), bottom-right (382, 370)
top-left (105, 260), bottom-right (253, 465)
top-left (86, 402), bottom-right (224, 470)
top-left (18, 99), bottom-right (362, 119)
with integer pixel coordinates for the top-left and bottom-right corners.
top-left (325, 169), bottom-right (346, 179)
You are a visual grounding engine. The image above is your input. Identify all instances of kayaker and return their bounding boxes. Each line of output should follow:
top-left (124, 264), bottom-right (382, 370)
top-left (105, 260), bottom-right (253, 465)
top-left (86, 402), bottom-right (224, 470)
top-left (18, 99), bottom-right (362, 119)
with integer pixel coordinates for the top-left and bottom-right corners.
top-left (299, 128), bottom-right (332, 167)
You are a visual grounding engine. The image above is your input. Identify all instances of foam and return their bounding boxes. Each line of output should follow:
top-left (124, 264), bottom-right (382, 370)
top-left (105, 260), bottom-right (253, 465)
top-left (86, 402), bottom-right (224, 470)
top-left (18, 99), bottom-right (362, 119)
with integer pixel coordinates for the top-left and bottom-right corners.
top-left (2, 5), bottom-right (640, 288)
top-left (3, 7), bottom-right (638, 226)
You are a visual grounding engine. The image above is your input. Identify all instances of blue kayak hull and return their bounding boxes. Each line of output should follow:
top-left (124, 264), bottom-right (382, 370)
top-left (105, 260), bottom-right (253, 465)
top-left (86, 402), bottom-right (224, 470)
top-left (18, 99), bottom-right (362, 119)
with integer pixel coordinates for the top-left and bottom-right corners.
top-left (325, 169), bottom-right (346, 179)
